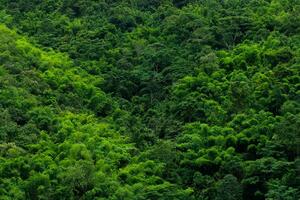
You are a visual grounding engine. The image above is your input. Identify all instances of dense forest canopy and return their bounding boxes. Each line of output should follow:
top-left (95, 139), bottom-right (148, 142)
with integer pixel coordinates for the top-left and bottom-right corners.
top-left (0, 0), bottom-right (299, 199)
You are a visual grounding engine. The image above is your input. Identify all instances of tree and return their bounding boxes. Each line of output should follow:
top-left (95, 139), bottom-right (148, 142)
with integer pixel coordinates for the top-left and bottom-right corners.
top-left (215, 174), bottom-right (242, 200)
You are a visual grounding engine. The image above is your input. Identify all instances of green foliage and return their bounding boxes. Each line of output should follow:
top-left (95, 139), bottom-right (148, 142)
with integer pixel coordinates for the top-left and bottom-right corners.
top-left (215, 174), bottom-right (242, 200)
top-left (0, 0), bottom-right (299, 199)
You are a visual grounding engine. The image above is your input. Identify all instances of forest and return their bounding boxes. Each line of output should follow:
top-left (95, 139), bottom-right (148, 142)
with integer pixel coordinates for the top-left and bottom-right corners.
top-left (0, 0), bottom-right (299, 199)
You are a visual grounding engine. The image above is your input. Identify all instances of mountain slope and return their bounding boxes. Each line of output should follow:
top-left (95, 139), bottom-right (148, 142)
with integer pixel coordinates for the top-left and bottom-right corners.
top-left (0, 1), bottom-right (299, 199)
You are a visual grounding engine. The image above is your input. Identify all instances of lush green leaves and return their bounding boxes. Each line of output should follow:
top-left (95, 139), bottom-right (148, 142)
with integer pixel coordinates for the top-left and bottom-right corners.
top-left (0, 0), bottom-right (299, 199)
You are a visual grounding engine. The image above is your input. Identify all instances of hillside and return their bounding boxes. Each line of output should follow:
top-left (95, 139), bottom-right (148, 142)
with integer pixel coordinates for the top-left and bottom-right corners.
top-left (0, 0), bottom-right (299, 199)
